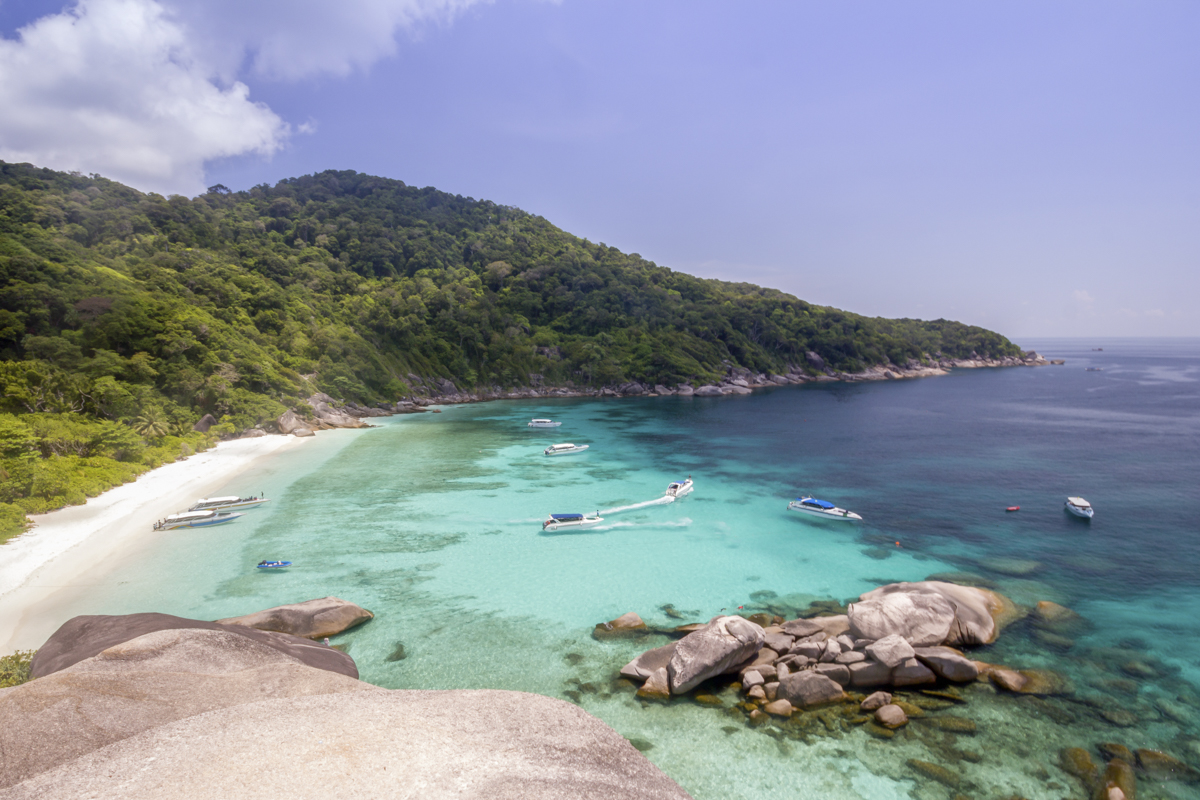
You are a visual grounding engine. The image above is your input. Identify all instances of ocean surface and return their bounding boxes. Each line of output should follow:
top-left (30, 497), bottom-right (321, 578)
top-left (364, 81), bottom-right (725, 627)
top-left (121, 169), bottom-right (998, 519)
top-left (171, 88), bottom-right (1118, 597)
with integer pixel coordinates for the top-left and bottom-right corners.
top-left (35, 338), bottom-right (1200, 799)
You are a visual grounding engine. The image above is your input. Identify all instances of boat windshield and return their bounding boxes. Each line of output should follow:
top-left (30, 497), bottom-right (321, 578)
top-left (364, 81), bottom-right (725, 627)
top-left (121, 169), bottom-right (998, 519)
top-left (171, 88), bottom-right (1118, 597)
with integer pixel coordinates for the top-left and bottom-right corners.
top-left (799, 498), bottom-right (836, 509)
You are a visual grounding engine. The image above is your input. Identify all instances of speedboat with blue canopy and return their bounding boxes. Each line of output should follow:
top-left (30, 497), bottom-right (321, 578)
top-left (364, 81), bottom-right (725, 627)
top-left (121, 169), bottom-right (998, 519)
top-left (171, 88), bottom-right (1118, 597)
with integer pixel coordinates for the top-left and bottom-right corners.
top-left (787, 496), bottom-right (862, 522)
top-left (665, 477), bottom-right (694, 498)
top-left (542, 512), bottom-right (604, 532)
top-left (256, 560), bottom-right (292, 569)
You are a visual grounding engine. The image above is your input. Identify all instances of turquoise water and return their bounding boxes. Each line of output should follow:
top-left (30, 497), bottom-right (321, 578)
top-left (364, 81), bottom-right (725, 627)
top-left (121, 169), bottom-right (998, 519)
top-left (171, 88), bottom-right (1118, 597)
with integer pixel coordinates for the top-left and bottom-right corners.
top-left (49, 339), bottom-right (1200, 799)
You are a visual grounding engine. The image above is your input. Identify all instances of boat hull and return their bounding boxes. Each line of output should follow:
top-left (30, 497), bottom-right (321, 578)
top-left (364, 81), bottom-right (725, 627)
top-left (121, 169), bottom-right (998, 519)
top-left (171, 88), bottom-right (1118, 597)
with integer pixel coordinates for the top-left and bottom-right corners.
top-left (528, 422), bottom-right (562, 428)
top-left (787, 502), bottom-right (862, 521)
top-left (157, 513), bottom-right (244, 531)
top-left (1065, 505), bottom-right (1094, 519)
top-left (542, 518), bottom-right (603, 532)
top-left (666, 481), bottom-right (694, 498)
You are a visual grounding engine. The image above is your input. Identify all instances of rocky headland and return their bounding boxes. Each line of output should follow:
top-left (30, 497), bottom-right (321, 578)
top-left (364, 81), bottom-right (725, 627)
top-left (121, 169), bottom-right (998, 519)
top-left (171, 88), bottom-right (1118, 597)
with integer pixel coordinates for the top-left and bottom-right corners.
top-left (0, 602), bottom-right (691, 799)
top-left (227, 351), bottom-right (1055, 441)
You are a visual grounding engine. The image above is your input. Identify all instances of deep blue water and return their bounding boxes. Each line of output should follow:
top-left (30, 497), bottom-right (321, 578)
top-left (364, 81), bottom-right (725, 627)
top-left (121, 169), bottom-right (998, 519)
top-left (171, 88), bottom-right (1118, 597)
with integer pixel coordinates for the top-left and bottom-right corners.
top-left (41, 338), bottom-right (1200, 799)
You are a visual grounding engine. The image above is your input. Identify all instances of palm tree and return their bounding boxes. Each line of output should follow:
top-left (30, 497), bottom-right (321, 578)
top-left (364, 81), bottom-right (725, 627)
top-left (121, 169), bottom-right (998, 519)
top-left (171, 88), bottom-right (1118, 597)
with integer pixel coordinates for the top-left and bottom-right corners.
top-left (132, 413), bottom-right (169, 438)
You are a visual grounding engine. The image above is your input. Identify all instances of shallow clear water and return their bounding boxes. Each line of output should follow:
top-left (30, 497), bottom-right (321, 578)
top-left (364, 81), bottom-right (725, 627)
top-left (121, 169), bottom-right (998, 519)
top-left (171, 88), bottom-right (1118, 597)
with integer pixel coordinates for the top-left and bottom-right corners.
top-left (52, 338), bottom-right (1200, 799)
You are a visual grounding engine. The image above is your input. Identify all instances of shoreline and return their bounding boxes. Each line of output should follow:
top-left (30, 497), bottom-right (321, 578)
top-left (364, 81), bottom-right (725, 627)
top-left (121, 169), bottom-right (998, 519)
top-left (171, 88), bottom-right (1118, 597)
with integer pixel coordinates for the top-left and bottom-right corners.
top-left (0, 434), bottom-right (312, 654)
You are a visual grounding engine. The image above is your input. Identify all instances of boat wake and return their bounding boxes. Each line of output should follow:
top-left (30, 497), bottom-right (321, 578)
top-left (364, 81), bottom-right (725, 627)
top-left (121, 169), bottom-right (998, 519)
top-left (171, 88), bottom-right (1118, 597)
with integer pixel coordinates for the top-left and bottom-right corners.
top-left (599, 495), bottom-right (676, 515)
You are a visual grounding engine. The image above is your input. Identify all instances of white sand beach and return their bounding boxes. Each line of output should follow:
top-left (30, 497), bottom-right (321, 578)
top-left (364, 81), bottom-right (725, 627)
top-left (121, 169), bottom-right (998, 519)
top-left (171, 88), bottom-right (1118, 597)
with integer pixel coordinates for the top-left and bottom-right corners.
top-left (0, 434), bottom-right (311, 653)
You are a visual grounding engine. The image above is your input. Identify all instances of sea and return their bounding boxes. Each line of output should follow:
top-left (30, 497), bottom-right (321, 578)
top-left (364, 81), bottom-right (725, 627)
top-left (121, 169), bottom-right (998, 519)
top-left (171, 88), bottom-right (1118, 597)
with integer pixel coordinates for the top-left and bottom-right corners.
top-left (35, 338), bottom-right (1200, 799)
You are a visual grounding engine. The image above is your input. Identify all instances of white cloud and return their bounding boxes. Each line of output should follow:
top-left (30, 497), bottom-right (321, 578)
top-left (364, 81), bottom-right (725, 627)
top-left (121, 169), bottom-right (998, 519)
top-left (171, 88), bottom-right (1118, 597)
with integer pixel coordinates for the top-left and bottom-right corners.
top-left (0, 0), bottom-right (485, 196)
top-left (1072, 289), bottom-right (1095, 305)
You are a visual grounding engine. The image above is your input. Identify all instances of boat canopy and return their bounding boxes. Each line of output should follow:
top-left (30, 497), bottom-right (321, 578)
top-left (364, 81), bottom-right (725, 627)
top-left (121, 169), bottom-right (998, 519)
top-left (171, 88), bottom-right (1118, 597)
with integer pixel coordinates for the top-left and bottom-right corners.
top-left (531, 419), bottom-right (552, 423)
top-left (549, 443), bottom-right (575, 449)
top-left (196, 496), bottom-right (240, 504)
top-left (550, 513), bottom-right (584, 521)
top-left (799, 498), bottom-right (836, 509)
top-left (165, 510), bottom-right (215, 521)
top-left (1067, 497), bottom-right (1091, 507)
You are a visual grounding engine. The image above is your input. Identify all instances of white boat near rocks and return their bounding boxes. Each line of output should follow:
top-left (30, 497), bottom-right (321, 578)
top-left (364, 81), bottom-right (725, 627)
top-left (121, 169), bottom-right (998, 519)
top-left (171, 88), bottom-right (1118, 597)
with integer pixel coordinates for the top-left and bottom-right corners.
top-left (545, 443), bottom-right (589, 456)
top-left (787, 497), bottom-right (862, 522)
top-left (153, 510), bottom-right (244, 531)
top-left (542, 513), bottom-right (604, 532)
top-left (527, 419), bottom-right (562, 428)
top-left (1065, 496), bottom-right (1094, 519)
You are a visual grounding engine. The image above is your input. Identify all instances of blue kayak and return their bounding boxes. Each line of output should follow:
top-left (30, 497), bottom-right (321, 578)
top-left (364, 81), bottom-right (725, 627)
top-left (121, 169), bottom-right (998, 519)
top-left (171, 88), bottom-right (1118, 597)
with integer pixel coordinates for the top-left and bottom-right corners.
top-left (256, 560), bottom-right (292, 569)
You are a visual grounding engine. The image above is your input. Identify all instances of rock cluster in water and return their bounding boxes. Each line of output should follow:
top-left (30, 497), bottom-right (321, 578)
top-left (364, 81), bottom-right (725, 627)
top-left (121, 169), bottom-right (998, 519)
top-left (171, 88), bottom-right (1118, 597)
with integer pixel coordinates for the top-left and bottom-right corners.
top-left (620, 581), bottom-right (1014, 707)
top-left (1, 606), bottom-right (689, 799)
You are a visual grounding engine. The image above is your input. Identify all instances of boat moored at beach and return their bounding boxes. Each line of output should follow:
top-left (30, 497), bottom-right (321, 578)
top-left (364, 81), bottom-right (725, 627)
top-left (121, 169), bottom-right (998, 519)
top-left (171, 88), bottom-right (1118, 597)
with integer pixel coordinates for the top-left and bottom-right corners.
top-left (153, 510), bottom-right (244, 531)
top-left (542, 513), bottom-right (604, 532)
top-left (665, 477), bottom-right (694, 498)
top-left (188, 495), bottom-right (270, 512)
top-left (544, 443), bottom-right (589, 456)
top-left (1065, 497), bottom-right (1094, 519)
top-left (528, 418), bottom-right (562, 428)
top-left (787, 497), bottom-right (863, 521)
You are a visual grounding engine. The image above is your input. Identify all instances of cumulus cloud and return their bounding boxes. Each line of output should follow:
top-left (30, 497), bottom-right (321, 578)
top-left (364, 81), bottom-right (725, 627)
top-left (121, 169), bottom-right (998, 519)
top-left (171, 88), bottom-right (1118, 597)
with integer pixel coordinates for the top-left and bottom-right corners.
top-left (0, 0), bottom-right (484, 196)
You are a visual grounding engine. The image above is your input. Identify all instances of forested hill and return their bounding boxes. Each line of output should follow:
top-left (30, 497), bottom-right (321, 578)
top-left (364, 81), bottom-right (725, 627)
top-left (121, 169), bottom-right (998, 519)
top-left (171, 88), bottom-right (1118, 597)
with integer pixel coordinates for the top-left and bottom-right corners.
top-left (0, 161), bottom-right (1022, 533)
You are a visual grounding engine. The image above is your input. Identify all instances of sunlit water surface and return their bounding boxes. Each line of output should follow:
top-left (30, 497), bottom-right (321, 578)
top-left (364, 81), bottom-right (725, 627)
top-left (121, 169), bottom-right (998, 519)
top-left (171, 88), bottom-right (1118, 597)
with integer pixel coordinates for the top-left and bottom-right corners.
top-left (60, 339), bottom-right (1200, 799)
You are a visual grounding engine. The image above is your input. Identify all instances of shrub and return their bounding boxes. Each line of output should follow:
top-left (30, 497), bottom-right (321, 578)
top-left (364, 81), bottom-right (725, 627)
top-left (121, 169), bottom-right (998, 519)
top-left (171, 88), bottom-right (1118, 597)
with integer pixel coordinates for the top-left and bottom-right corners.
top-left (0, 649), bottom-right (34, 688)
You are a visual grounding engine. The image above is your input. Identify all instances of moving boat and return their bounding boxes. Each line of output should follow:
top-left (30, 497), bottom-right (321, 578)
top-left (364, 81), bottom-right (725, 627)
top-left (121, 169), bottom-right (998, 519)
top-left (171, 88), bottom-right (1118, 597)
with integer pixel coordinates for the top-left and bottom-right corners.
top-left (1065, 497), bottom-right (1094, 519)
top-left (153, 510), bottom-right (244, 531)
top-left (787, 497), bottom-right (863, 521)
top-left (256, 560), bottom-right (292, 569)
top-left (189, 495), bottom-right (270, 512)
top-left (542, 513), bottom-right (604, 532)
top-left (528, 419), bottom-right (562, 428)
top-left (544, 443), bottom-right (589, 456)
top-left (665, 477), bottom-right (694, 498)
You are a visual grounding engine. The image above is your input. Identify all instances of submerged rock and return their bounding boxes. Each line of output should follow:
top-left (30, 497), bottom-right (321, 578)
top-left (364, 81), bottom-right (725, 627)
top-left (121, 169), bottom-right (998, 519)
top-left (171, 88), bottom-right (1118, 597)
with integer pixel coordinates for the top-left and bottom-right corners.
top-left (763, 699), bottom-right (793, 717)
top-left (1135, 749), bottom-right (1198, 782)
top-left (667, 615), bottom-right (764, 694)
top-left (906, 759), bottom-right (960, 788)
top-left (1059, 747), bottom-right (1100, 787)
top-left (875, 704), bottom-right (908, 729)
top-left (592, 612), bottom-right (649, 640)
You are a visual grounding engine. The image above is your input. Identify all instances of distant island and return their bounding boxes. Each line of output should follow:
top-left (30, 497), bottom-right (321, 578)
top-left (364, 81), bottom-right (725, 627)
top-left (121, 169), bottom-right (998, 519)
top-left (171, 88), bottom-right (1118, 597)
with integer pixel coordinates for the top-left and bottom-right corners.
top-left (0, 161), bottom-right (1031, 538)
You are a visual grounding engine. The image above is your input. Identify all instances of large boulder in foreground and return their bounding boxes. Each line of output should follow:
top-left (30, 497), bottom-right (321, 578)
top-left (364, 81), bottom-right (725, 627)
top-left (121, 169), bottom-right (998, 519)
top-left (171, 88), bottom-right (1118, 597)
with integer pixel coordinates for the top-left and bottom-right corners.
top-left (0, 628), bottom-right (374, 791)
top-left (30, 612), bottom-right (357, 679)
top-left (216, 596), bottom-right (374, 640)
top-left (4, 690), bottom-right (691, 800)
top-left (849, 581), bottom-right (1012, 646)
top-left (668, 615), bottom-right (764, 694)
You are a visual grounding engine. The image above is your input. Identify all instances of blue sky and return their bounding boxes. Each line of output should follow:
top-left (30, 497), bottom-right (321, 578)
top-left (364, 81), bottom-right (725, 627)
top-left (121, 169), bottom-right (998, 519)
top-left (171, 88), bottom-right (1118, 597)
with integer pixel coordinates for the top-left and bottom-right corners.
top-left (2, 1), bottom-right (1197, 338)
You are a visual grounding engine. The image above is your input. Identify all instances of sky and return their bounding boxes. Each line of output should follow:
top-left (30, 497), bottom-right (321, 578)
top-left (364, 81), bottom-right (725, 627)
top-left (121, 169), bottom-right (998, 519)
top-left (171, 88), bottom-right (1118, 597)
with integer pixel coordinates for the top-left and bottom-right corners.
top-left (1, 1), bottom-right (1198, 338)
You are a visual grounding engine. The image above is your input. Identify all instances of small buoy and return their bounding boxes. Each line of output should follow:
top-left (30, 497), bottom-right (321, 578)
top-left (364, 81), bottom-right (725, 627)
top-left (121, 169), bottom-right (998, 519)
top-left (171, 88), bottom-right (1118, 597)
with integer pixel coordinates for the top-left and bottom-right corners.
top-left (1006, 506), bottom-right (1020, 512)
top-left (737, 605), bottom-right (743, 610)
top-left (895, 541), bottom-right (901, 547)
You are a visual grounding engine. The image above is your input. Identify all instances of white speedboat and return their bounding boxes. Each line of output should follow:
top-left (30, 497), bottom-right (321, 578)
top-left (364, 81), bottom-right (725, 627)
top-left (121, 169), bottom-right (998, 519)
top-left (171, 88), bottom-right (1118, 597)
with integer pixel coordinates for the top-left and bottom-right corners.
top-left (189, 495), bottom-right (269, 512)
top-left (666, 477), bottom-right (694, 498)
top-left (542, 513), bottom-right (604, 532)
top-left (1065, 497), bottom-right (1094, 519)
top-left (153, 510), bottom-right (244, 531)
top-left (787, 497), bottom-right (863, 521)
top-left (528, 418), bottom-right (562, 428)
top-left (545, 443), bottom-right (589, 456)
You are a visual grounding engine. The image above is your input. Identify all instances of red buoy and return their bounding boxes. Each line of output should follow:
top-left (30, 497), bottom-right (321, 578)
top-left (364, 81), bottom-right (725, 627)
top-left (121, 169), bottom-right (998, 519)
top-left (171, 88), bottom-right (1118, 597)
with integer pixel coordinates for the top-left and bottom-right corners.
top-left (1006, 506), bottom-right (1020, 512)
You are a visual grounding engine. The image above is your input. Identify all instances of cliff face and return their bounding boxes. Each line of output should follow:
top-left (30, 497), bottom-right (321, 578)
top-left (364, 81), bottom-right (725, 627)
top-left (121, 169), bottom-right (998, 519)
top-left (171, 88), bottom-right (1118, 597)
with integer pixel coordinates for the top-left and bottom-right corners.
top-left (0, 614), bottom-right (690, 799)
